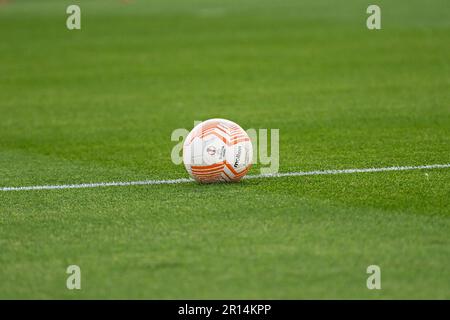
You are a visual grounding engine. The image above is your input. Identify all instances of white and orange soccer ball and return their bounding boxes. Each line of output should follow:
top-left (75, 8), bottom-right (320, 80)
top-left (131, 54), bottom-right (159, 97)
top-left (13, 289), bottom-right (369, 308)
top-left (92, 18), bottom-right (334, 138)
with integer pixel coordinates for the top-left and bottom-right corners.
top-left (183, 119), bottom-right (253, 183)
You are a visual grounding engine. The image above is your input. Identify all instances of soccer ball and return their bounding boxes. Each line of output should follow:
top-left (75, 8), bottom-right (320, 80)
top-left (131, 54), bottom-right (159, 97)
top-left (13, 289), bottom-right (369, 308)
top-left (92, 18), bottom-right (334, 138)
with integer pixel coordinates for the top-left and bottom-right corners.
top-left (183, 118), bottom-right (253, 183)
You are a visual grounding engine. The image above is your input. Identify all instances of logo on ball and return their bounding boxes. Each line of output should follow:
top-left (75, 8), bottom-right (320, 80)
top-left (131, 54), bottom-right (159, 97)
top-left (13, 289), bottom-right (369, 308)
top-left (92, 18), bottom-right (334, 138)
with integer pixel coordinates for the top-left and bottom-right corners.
top-left (206, 146), bottom-right (216, 156)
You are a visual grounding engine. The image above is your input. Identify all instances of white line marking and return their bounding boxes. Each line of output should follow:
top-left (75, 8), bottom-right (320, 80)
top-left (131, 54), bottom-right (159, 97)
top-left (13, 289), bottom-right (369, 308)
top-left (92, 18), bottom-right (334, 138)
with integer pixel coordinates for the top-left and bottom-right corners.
top-left (1, 163), bottom-right (449, 192)
top-left (244, 163), bottom-right (450, 179)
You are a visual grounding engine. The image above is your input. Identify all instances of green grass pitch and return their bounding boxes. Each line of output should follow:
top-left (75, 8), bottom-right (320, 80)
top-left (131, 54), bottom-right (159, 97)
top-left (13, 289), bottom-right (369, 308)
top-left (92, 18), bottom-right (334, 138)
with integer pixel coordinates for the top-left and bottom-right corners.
top-left (0, 0), bottom-right (449, 299)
